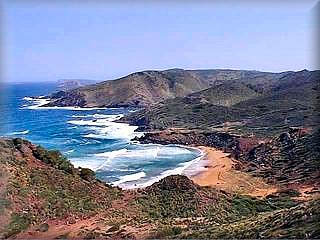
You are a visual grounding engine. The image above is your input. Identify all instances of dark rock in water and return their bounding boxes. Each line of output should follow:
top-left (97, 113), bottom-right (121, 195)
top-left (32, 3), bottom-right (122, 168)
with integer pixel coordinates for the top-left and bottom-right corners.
top-left (44, 91), bottom-right (87, 107)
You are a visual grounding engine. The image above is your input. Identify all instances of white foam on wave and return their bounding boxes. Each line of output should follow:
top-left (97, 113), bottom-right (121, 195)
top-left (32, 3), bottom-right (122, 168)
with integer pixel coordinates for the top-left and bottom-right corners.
top-left (37, 106), bottom-right (108, 111)
top-left (122, 151), bottom-right (204, 189)
top-left (22, 97), bottom-right (51, 109)
top-left (94, 147), bottom-right (161, 161)
top-left (22, 96), bottom-right (109, 111)
top-left (71, 157), bottom-right (103, 170)
top-left (68, 118), bottom-right (139, 140)
top-left (68, 118), bottom-right (125, 126)
top-left (67, 126), bottom-right (78, 129)
top-left (10, 130), bottom-right (30, 135)
top-left (65, 149), bottom-right (75, 154)
top-left (95, 148), bottom-right (128, 158)
top-left (22, 97), bottom-right (34, 101)
top-left (112, 172), bottom-right (146, 186)
top-left (93, 149), bottom-right (128, 171)
top-left (71, 114), bottom-right (123, 119)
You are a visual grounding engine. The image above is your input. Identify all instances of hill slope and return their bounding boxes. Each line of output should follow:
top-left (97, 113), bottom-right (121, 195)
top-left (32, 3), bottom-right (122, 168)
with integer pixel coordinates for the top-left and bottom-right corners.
top-left (1, 137), bottom-right (319, 239)
top-left (123, 70), bottom-right (319, 136)
top-left (44, 68), bottom-right (286, 108)
top-left (45, 69), bottom-right (210, 107)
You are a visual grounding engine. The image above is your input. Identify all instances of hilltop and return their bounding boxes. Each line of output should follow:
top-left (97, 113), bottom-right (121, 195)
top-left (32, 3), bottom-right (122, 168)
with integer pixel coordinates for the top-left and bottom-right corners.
top-left (123, 70), bottom-right (319, 137)
top-left (44, 68), bottom-right (286, 108)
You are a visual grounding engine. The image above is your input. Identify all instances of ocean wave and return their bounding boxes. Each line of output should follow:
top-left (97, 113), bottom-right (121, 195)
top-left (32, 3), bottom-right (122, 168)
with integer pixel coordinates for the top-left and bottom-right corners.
top-left (95, 148), bottom-right (128, 158)
top-left (22, 97), bottom-right (51, 109)
top-left (36, 106), bottom-right (108, 111)
top-left (123, 152), bottom-right (204, 189)
top-left (94, 147), bottom-right (161, 160)
top-left (112, 171), bottom-right (146, 186)
top-left (94, 149), bottom-right (128, 171)
top-left (68, 119), bottom-right (113, 126)
top-left (71, 114), bottom-right (124, 120)
top-left (67, 126), bottom-right (78, 129)
top-left (22, 97), bottom-right (111, 111)
top-left (10, 130), bottom-right (30, 135)
top-left (22, 97), bottom-right (34, 101)
top-left (70, 119), bottom-right (139, 139)
top-left (65, 149), bottom-right (75, 154)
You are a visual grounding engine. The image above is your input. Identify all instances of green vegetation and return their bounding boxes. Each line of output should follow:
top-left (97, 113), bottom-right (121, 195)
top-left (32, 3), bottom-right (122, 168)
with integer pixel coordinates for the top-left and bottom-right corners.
top-left (4, 213), bottom-right (31, 238)
top-left (79, 167), bottom-right (96, 181)
top-left (1, 125), bottom-right (319, 239)
top-left (1, 138), bottom-right (121, 238)
top-left (124, 70), bottom-right (319, 137)
top-left (179, 200), bottom-right (320, 239)
top-left (32, 146), bottom-right (75, 174)
top-left (231, 195), bottom-right (297, 217)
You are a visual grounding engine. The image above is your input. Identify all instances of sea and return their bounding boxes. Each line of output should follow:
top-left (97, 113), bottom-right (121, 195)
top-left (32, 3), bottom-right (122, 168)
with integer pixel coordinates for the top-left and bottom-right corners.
top-left (0, 82), bottom-right (203, 189)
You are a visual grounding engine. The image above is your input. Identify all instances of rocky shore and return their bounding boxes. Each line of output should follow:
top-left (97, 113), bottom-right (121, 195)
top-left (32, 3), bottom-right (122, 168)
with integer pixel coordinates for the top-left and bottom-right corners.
top-left (133, 128), bottom-right (260, 159)
top-left (134, 127), bottom-right (320, 194)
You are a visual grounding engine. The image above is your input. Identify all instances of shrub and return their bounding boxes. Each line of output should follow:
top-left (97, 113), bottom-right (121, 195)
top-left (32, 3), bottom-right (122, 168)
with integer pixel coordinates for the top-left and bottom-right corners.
top-left (79, 168), bottom-right (95, 181)
top-left (4, 213), bottom-right (31, 238)
top-left (32, 146), bottom-right (74, 174)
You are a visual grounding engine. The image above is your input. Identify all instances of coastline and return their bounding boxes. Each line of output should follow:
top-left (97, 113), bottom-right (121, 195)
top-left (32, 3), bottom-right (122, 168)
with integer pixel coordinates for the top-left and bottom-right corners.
top-left (21, 96), bottom-right (277, 195)
top-left (190, 146), bottom-right (278, 197)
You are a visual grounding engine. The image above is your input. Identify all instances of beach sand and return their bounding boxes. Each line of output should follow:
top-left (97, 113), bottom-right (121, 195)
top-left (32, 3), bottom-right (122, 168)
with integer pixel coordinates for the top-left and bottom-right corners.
top-left (191, 146), bottom-right (278, 197)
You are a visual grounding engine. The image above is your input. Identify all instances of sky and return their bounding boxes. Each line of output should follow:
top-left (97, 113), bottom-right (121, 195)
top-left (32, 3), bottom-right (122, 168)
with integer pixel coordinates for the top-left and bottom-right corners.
top-left (1, 0), bottom-right (319, 83)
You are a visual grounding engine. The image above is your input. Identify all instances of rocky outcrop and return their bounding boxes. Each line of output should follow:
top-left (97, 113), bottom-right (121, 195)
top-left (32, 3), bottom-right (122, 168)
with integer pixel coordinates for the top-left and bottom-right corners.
top-left (44, 91), bottom-right (87, 107)
top-left (240, 128), bottom-right (320, 185)
top-left (134, 129), bottom-right (259, 158)
top-left (134, 127), bottom-right (320, 187)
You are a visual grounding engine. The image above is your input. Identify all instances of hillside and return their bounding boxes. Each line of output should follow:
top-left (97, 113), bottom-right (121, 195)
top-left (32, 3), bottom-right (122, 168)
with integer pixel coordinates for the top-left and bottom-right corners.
top-left (45, 69), bottom-right (210, 108)
top-left (44, 68), bottom-right (287, 108)
top-left (187, 81), bottom-right (261, 107)
top-left (123, 70), bottom-right (319, 137)
top-left (1, 137), bottom-right (319, 239)
top-left (240, 128), bottom-right (320, 186)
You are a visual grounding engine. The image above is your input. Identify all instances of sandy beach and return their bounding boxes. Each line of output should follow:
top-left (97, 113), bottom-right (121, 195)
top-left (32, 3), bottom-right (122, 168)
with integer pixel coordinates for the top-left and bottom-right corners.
top-left (192, 146), bottom-right (278, 197)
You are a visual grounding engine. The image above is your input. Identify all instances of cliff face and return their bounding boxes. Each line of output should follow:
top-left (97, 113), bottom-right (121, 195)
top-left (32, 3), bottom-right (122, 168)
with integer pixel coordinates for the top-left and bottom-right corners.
top-left (45, 68), bottom-right (286, 108)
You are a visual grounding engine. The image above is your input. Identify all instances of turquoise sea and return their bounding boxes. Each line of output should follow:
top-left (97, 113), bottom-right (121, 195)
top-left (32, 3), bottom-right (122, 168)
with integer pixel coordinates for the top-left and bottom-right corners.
top-left (0, 82), bottom-right (202, 188)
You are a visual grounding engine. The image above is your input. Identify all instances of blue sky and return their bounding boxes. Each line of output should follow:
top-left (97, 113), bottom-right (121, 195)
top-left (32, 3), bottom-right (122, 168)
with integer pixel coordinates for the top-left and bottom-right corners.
top-left (2, 1), bottom-right (318, 82)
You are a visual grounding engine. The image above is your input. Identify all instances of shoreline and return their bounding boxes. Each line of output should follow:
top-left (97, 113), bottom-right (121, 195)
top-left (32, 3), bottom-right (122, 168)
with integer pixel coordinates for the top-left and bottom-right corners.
top-left (20, 98), bottom-right (277, 196)
top-left (190, 146), bottom-right (278, 197)
top-left (189, 146), bottom-right (233, 186)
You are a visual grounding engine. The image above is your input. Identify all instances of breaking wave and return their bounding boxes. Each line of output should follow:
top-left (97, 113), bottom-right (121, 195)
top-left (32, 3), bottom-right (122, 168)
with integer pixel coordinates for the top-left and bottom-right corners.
top-left (10, 130), bottom-right (30, 135)
top-left (112, 172), bottom-right (146, 186)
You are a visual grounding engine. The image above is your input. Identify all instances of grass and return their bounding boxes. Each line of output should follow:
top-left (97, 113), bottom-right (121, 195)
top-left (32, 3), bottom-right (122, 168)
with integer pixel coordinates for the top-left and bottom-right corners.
top-left (4, 214), bottom-right (31, 238)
